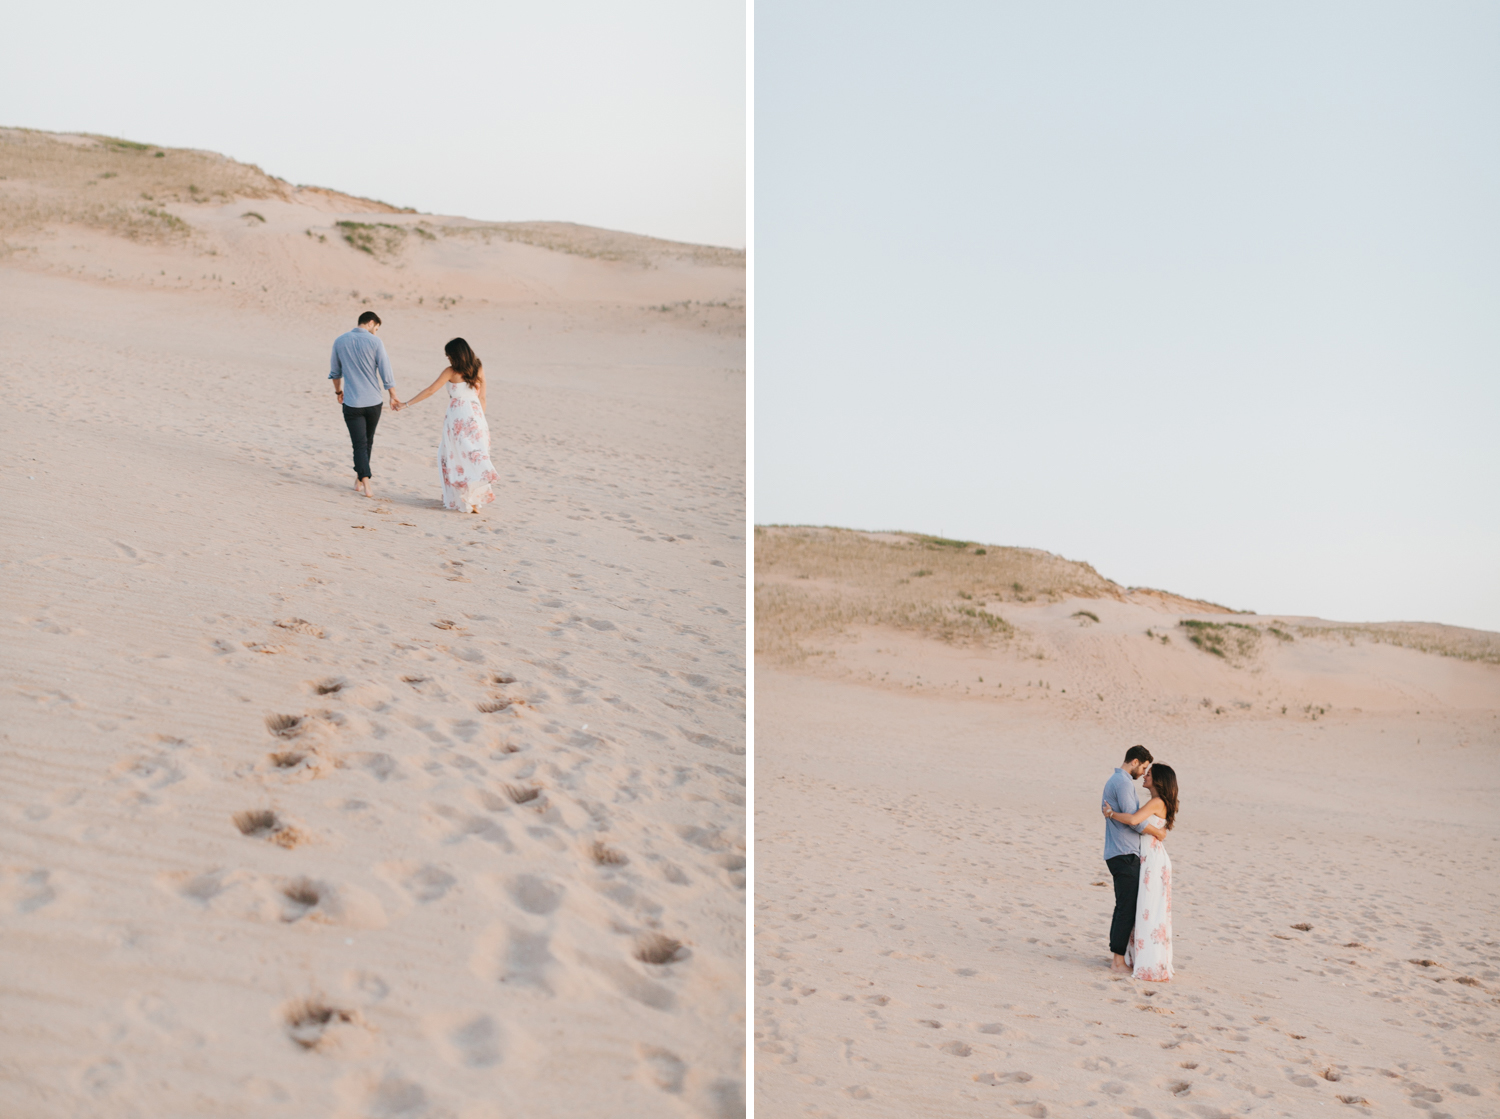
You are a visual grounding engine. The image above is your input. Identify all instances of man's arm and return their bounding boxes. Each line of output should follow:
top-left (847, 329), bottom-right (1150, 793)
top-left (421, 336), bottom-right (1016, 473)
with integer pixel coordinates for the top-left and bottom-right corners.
top-left (330, 341), bottom-right (344, 403)
top-left (378, 339), bottom-right (399, 406)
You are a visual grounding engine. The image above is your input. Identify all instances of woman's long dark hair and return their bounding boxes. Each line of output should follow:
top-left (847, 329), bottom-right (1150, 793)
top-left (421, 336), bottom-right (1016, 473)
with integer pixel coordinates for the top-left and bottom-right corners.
top-left (445, 337), bottom-right (482, 386)
top-left (1150, 764), bottom-right (1179, 830)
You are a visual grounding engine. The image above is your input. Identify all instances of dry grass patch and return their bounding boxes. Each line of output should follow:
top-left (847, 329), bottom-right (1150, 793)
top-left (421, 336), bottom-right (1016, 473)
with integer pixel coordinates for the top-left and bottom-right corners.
top-left (438, 219), bottom-right (744, 269)
top-left (0, 127), bottom-right (286, 242)
top-left (755, 525), bottom-right (1124, 662)
top-left (1292, 621), bottom-right (1500, 665)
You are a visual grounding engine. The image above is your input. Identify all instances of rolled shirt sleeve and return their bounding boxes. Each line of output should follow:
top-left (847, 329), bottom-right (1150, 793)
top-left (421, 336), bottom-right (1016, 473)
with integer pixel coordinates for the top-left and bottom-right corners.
top-left (330, 340), bottom-right (343, 380)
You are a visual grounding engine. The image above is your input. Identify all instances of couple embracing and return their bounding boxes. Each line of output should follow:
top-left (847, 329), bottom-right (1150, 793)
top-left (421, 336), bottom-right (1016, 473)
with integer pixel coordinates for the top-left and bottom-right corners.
top-left (1100, 745), bottom-right (1179, 982)
top-left (328, 311), bottom-right (500, 513)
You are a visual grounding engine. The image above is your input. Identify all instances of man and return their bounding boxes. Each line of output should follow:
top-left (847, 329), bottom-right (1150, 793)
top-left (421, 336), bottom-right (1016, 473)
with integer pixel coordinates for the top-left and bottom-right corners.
top-left (330, 311), bottom-right (401, 497)
top-left (1102, 745), bottom-right (1153, 973)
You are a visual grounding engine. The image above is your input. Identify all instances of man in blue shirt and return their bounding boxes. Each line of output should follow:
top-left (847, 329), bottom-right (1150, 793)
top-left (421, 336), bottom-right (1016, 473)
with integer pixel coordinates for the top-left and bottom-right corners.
top-left (1102, 745), bottom-right (1153, 973)
top-left (329, 311), bottom-right (401, 497)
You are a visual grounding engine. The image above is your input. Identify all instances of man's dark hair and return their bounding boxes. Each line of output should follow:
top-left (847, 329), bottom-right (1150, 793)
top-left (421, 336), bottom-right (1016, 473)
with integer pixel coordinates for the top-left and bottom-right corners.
top-left (357, 311), bottom-right (382, 326)
top-left (1124, 745), bottom-right (1153, 765)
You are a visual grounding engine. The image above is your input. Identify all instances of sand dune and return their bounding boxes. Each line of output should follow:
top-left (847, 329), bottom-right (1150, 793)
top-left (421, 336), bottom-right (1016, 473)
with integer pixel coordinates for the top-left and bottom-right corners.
top-left (0, 129), bottom-right (744, 1118)
top-left (755, 526), bottom-right (1500, 1118)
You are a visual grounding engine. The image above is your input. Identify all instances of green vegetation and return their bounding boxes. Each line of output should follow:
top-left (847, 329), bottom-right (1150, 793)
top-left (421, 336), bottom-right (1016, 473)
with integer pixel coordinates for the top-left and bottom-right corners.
top-left (1072, 610), bottom-right (1100, 623)
top-left (336, 220), bottom-right (408, 260)
top-left (98, 136), bottom-right (152, 152)
top-left (974, 548), bottom-right (986, 555)
top-left (1179, 619), bottom-right (1262, 661)
top-left (242, 211), bottom-right (266, 223)
top-left (917, 535), bottom-right (973, 550)
top-left (913, 569), bottom-right (932, 577)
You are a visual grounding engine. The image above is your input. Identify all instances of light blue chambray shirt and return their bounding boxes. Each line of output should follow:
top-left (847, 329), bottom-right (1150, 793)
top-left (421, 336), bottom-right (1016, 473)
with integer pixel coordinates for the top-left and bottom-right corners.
top-left (1102, 767), bottom-right (1149, 861)
top-left (329, 326), bottom-right (394, 408)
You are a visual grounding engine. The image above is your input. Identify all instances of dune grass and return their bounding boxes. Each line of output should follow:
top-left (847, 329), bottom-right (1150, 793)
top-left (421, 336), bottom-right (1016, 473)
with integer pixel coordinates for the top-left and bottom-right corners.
top-left (0, 126), bottom-right (291, 242)
top-left (1291, 621), bottom-right (1500, 665)
top-left (1178, 619), bottom-right (1262, 663)
top-left (335, 220), bottom-right (407, 260)
top-left (438, 219), bottom-right (745, 269)
top-left (754, 525), bottom-right (1126, 662)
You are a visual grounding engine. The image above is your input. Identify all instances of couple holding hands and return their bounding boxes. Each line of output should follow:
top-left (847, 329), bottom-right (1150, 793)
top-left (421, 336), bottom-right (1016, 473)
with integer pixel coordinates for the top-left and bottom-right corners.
top-left (328, 312), bottom-right (499, 514)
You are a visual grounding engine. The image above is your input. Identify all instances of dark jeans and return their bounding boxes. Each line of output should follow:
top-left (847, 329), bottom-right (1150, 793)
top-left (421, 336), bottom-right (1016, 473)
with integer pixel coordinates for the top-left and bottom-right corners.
top-left (341, 403), bottom-right (382, 480)
top-left (1107, 853), bottom-right (1141, 956)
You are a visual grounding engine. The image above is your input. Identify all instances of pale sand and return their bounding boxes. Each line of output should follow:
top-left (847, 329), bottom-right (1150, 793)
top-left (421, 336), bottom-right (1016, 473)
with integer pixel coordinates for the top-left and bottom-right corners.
top-left (0, 130), bottom-right (744, 1118)
top-left (755, 529), bottom-right (1500, 1118)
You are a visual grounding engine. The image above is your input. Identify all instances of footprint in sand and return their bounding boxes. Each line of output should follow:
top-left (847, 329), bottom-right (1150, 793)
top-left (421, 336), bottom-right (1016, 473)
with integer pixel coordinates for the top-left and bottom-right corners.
top-left (379, 862), bottom-right (458, 904)
top-left (283, 998), bottom-right (374, 1055)
top-left (338, 1071), bottom-right (428, 1118)
top-left (275, 618), bottom-right (326, 638)
top-left (428, 1013), bottom-right (501, 1068)
top-left (636, 1044), bottom-right (686, 1093)
top-left (78, 1058), bottom-right (127, 1097)
top-left (341, 752), bottom-right (399, 781)
top-left (507, 874), bottom-right (564, 915)
top-left (0, 867), bottom-right (57, 913)
top-left (473, 924), bottom-right (557, 992)
top-left (232, 810), bottom-right (308, 848)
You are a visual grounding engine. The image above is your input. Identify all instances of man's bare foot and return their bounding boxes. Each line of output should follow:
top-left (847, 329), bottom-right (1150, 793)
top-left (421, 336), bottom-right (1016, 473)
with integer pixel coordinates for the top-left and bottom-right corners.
top-left (1110, 956), bottom-right (1132, 974)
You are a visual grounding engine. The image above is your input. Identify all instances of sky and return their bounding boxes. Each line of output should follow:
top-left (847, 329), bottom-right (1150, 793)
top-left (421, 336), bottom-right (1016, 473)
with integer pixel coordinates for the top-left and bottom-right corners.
top-left (756, 2), bottom-right (1500, 632)
top-left (2, 0), bottom-right (745, 248)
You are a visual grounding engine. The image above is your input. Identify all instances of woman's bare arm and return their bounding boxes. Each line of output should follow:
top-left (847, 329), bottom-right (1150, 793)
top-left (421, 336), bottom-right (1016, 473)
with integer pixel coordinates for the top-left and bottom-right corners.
top-left (1105, 797), bottom-right (1165, 828)
top-left (403, 367), bottom-right (456, 408)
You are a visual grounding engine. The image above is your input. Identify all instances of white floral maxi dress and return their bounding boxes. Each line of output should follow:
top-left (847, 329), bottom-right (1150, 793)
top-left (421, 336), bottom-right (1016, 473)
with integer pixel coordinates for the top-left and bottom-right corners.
top-left (1125, 815), bottom-right (1173, 982)
top-left (439, 381), bottom-right (498, 511)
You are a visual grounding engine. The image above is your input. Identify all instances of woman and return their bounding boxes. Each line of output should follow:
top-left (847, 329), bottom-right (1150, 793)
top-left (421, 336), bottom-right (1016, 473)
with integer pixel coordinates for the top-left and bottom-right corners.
top-left (1103, 764), bottom-right (1178, 982)
top-left (397, 338), bottom-right (498, 513)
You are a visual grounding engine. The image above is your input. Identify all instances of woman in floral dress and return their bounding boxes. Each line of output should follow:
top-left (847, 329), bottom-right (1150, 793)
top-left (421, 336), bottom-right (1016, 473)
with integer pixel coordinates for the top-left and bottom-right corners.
top-left (1103, 764), bottom-right (1178, 982)
top-left (397, 338), bottom-right (499, 513)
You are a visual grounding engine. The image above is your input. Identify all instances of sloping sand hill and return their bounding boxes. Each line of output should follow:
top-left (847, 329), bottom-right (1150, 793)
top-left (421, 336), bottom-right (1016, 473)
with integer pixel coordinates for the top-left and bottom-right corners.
top-left (755, 526), bottom-right (1499, 1118)
top-left (0, 129), bottom-right (744, 1119)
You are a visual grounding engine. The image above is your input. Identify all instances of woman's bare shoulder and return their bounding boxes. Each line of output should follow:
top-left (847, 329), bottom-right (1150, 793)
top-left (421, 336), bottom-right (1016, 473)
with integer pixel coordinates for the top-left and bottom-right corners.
top-left (443, 366), bottom-right (462, 381)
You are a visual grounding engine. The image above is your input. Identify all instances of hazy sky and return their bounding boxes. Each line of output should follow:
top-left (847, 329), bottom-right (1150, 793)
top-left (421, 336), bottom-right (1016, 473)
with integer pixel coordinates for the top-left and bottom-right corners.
top-left (3, 0), bottom-right (745, 247)
top-left (757, 2), bottom-right (1500, 632)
